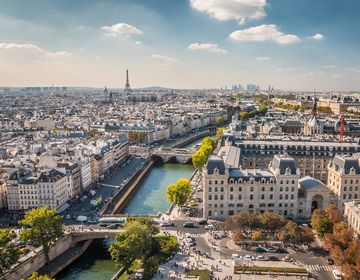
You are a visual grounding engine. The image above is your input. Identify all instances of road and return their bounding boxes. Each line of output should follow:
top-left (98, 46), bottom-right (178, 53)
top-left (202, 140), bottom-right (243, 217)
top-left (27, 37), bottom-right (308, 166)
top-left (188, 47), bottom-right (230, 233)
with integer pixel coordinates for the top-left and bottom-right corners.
top-left (63, 156), bottom-right (145, 225)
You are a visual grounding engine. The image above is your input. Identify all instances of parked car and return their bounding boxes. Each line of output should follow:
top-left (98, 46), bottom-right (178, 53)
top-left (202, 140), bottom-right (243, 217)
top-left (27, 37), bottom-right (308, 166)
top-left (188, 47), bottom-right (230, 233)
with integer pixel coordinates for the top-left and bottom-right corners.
top-left (256, 255), bottom-right (269, 261)
top-left (205, 224), bottom-right (214, 230)
top-left (198, 219), bottom-right (208, 225)
top-left (332, 269), bottom-right (342, 280)
top-left (231, 254), bottom-right (242, 260)
top-left (106, 224), bottom-right (119, 229)
top-left (267, 247), bottom-right (278, 253)
top-left (268, 256), bottom-right (280, 261)
top-left (255, 247), bottom-right (267, 253)
top-left (326, 256), bottom-right (334, 265)
top-left (183, 222), bottom-right (194, 228)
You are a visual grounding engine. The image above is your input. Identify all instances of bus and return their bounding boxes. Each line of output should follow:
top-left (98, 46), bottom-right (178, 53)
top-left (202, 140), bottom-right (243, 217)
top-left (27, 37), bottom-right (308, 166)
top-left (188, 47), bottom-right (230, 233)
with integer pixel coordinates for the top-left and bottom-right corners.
top-left (99, 217), bottom-right (126, 227)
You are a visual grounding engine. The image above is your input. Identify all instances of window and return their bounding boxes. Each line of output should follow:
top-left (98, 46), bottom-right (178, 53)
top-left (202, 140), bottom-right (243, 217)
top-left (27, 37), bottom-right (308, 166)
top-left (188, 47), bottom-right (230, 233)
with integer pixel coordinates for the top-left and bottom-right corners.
top-left (208, 211), bottom-right (212, 216)
top-left (270, 194), bottom-right (273, 199)
top-left (209, 187), bottom-right (212, 192)
top-left (279, 195), bottom-right (283, 200)
top-left (261, 194), bottom-right (265, 200)
top-left (286, 180), bottom-right (289, 184)
top-left (250, 187), bottom-right (254, 192)
top-left (291, 187), bottom-right (295, 191)
top-left (285, 194), bottom-right (288, 200)
top-left (280, 187), bottom-right (283, 192)
top-left (215, 180), bottom-right (218, 185)
top-left (221, 180), bottom-right (224, 184)
top-left (208, 195), bottom-right (212, 200)
top-left (230, 194), bottom-right (233, 200)
top-left (270, 187), bottom-right (274, 191)
top-left (286, 187), bottom-right (289, 191)
top-left (291, 194), bottom-right (294, 199)
top-left (215, 195), bottom-right (218, 200)
top-left (344, 186), bottom-right (347, 191)
top-left (220, 195), bottom-right (224, 200)
top-left (249, 205), bottom-right (254, 209)
top-left (209, 180), bottom-right (212, 185)
top-left (239, 187), bottom-right (242, 192)
top-left (292, 180), bottom-right (295, 184)
top-left (280, 180), bottom-right (283, 184)
top-left (215, 187), bottom-right (218, 192)
top-left (262, 187), bottom-right (265, 192)
top-left (250, 195), bottom-right (253, 200)
top-left (221, 187), bottom-right (224, 192)
top-left (230, 187), bottom-right (233, 192)
top-left (238, 194), bottom-right (242, 200)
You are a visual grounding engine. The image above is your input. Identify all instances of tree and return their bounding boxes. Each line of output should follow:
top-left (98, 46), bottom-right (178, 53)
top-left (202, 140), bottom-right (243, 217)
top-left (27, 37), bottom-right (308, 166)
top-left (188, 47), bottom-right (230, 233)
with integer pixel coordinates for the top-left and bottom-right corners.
top-left (231, 231), bottom-right (244, 241)
top-left (0, 229), bottom-right (19, 276)
top-left (258, 104), bottom-right (268, 114)
top-left (166, 178), bottom-right (191, 207)
top-left (259, 211), bottom-right (286, 235)
top-left (215, 116), bottom-right (224, 127)
top-left (19, 208), bottom-right (64, 264)
top-left (315, 217), bottom-right (333, 239)
top-left (155, 236), bottom-right (179, 257)
top-left (109, 221), bottom-right (153, 273)
top-left (311, 208), bottom-right (326, 229)
top-left (215, 128), bottom-right (224, 142)
top-left (201, 137), bottom-right (215, 151)
top-left (299, 227), bottom-right (314, 244)
top-left (283, 221), bottom-right (301, 242)
top-left (126, 217), bottom-right (159, 235)
top-left (239, 112), bottom-right (249, 120)
top-left (245, 212), bottom-right (261, 233)
top-left (142, 256), bottom-right (159, 279)
top-left (325, 204), bottom-right (342, 225)
top-left (251, 231), bottom-right (263, 241)
top-left (226, 212), bottom-right (247, 232)
top-left (192, 150), bottom-right (207, 170)
top-left (199, 144), bottom-right (213, 158)
top-left (25, 272), bottom-right (54, 280)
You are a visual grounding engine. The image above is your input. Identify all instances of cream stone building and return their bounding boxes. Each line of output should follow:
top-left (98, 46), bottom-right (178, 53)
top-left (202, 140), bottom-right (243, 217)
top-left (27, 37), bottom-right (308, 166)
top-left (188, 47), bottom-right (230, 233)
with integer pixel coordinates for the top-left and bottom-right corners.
top-left (202, 154), bottom-right (334, 220)
top-left (327, 155), bottom-right (360, 212)
top-left (344, 200), bottom-right (360, 237)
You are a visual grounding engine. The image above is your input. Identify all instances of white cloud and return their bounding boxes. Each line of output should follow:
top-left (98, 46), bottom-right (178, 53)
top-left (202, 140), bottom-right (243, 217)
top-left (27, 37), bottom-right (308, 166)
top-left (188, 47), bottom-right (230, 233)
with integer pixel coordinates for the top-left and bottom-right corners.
top-left (256, 56), bottom-right (269, 61)
top-left (310, 33), bottom-right (324, 40)
top-left (46, 51), bottom-right (72, 57)
top-left (188, 43), bottom-right (227, 53)
top-left (151, 54), bottom-right (179, 66)
top-left (229, 24), bottom-right (301, 44)
top-left (189, 0), bottom-right (267, 24)
top-left (0, 42), bottom-right (72, 57)
top-left (322, 65), bottom-right (336, 69)
top-left (0, 43), bottom-right (44, 52)
top-left (277, 67), bottom-right (303, 72)
top-left (100, 23), bottom-right (143, 38)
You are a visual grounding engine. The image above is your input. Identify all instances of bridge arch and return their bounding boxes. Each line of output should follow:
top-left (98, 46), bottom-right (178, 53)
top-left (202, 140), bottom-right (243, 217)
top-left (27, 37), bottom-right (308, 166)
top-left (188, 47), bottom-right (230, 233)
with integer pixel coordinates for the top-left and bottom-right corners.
top-left (151, 155), bottom-right (164, 165)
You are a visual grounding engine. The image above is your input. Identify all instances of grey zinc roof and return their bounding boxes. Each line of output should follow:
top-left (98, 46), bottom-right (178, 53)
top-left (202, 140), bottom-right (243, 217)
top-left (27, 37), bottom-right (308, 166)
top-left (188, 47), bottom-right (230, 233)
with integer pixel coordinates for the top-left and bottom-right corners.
top-left (299, 176), bottom-right (326, 190)
top-left (332, 155), bottom-right (360, 174)
top-left (270, 156), bottom-right (297, 175)
top-left (206, 156), bottom-right (226, 175)
top-left (223, 146), bottom-right (241, 168)
top-left (229, 168), bottom-right (274, 181)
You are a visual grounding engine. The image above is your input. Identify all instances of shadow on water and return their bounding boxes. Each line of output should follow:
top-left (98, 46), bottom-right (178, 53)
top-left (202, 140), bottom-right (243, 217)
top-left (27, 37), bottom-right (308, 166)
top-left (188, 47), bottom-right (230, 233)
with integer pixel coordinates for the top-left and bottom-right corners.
top-left (57, 239), bottom-right (117, 280)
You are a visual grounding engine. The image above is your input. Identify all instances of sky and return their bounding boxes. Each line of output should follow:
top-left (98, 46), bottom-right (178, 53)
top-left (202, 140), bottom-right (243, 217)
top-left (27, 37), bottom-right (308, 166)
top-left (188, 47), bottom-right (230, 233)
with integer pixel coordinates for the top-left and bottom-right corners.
top-left (0, 0), bottom-right (360, 91)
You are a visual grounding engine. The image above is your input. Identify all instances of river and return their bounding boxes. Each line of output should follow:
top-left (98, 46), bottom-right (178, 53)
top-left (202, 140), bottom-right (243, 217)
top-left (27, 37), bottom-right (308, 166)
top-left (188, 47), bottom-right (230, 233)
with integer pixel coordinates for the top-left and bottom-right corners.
top-left (57, 163), bottom-right (194, 279)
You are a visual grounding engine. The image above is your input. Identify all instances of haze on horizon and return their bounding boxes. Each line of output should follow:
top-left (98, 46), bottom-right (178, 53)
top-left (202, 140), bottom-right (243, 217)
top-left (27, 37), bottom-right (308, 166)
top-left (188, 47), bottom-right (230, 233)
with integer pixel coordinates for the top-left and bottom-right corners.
top-left (0, 0), bottom-right (359, 91)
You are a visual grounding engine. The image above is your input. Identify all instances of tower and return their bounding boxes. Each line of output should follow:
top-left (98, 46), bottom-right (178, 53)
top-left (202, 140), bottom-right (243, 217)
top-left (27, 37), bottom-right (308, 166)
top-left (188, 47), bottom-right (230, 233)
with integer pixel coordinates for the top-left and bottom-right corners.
top-left (124, 69), bottom-right (131, 94)
top-left (312, 93), bottom-right (317, 116)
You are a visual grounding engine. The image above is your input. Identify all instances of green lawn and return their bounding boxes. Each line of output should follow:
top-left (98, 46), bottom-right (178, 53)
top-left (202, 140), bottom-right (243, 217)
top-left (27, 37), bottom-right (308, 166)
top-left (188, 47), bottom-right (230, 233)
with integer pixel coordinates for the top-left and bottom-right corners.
top-left (187, 269), bottom-right (211, 280)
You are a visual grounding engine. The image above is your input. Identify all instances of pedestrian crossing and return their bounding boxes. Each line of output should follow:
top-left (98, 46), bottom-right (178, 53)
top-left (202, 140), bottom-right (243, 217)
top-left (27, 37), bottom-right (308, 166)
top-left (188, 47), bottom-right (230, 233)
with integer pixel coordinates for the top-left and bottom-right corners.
top-left (307, 264), bottom-right (336, 271)
top-left (187, 233), bottom-right (207, 238)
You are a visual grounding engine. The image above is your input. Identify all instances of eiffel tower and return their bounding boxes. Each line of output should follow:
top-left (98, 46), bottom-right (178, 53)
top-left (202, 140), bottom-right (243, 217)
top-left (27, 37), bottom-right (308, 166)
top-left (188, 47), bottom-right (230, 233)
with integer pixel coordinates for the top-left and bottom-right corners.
top-left (124, 69), bottom-right (131, 94)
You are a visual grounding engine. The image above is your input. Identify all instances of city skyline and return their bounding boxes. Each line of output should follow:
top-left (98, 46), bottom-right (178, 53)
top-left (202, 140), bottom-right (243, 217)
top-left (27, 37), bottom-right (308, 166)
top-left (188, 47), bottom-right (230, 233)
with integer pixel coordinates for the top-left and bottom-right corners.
top-left (0, 0), bottom-right (360, 90)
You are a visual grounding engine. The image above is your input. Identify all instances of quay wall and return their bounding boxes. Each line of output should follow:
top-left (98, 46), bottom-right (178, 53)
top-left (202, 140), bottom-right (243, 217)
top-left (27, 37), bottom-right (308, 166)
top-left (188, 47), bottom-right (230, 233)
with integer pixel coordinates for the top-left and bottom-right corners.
top-left (171, 130), bottom-right (213, 148)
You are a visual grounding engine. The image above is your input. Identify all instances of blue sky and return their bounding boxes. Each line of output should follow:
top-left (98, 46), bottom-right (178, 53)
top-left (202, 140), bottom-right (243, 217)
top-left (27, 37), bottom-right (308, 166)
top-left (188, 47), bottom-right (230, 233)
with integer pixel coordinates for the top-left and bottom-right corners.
top-left (0, 0), bottom-right (359, 90)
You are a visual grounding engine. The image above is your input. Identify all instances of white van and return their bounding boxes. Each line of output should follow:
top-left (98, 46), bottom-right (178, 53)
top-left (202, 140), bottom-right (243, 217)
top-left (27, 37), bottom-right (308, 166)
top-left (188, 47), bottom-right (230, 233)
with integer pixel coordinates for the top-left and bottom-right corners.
top-left (332, 269), bottom-right (342, 280)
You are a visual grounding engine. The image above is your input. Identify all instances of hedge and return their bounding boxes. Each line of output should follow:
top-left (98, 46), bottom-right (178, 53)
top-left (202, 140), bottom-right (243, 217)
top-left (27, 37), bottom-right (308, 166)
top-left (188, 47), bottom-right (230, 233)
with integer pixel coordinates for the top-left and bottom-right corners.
top-left (234, 266), bottom-right (307, 274)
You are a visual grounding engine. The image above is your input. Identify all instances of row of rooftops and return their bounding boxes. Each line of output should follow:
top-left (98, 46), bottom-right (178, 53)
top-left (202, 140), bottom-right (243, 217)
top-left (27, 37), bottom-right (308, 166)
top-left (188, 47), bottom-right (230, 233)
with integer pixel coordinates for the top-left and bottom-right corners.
top-left (9, 169), bottom-right (66, 184)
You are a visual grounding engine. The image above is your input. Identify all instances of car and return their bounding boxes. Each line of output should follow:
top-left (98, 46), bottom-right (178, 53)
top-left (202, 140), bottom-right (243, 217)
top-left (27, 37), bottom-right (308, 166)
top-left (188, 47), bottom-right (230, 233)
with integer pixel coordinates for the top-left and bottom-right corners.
top-left (198, 219), bottom-right (208, 225)
top-left (255, 247), bottom-right (267, 253)
top-left (267, 247), bottom-right (278, 253)
top-left (159, 222), bottom-right (171, 227)
top-left (276, 248), bottom-right (288, 254)
top-left (205, 224), bottom-right (214, 230)
top-left (244, 255), bottom-right (253, 261)
top-left (282, 255), bottom-right (293, 262)
top-left (106, 224), bottom-right (119, 229)
top-left (332, 269), bottom-right (342, 280)
top-left (268, 256), bottom-right (280, 261)
top-left (185, 211), bottom-right (191, 216)
top-left (231, 254), bottom-right (242, 260)
top-left (183, 222), bottom-right (194, 228)
top-left (18, 247), bottom-right (29, 254)
top-left (256, 255), bottom-right (269, 261)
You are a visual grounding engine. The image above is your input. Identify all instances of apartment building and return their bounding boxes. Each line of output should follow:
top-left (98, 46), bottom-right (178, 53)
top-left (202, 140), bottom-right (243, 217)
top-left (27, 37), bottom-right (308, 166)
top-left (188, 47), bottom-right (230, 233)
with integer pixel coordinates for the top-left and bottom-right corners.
top-left (344, 200), bottom-right (360, 237)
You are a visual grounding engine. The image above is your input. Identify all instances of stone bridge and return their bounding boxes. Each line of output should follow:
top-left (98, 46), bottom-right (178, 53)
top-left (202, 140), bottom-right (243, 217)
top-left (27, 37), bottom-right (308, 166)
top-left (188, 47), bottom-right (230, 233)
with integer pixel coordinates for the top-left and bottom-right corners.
top-left (152, 147), bottom-right (196, 164)
top-left (66, 228), bottom-right (121, 243)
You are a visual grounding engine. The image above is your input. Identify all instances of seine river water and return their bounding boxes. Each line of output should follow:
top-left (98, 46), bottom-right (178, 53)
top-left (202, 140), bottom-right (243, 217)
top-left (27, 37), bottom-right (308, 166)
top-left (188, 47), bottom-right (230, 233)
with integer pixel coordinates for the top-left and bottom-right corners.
top-left (57, 163), bottom-right (194, 280)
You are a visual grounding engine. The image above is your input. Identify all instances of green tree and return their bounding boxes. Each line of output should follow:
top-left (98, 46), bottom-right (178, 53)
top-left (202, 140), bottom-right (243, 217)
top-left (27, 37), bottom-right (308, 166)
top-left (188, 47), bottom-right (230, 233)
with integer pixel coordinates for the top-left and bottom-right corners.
top-left (239, 112), bottom-right (249, 120)
top-left (0, 229), bottom-right (19, 276)
top-left (215, 128), bottom-right (224, 142)
top-left (258, 104), bottom-right (268, 114)
top-left (19, 208), bottom-right (64, 264)
top-left (201, 137), bottom-right (215, 151)
top-left (25, 272), bottom-right (54, 280)
top-left (215, 116), bottom-right (224, 127)
top-left (143, 256), bottom-right (159, 279)
top-left (259, 211), bottom-right (286, 235)
top-left (192, 150), bottom-right (207, 170)
top-left (126, 217), bottom-right (159, 235)
top-left (316, 217), bottom-right (333, 239)
top-left (199, 144), bottom-right (213, 158)
top-left (155, 236), bottom-right (179, 257)
top-left (109, 221), bottom-right (153, 273)
top-left (166, 178), bottom-right (191, 207)
top-left (283, 221), bottom-right (301, 242)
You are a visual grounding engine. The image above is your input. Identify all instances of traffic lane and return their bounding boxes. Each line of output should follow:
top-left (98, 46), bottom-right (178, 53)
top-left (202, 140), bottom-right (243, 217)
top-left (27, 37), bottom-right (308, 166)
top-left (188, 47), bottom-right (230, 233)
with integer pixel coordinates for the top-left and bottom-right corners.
top-left (105, 157), bottom-right (144, 186)
top-left (318, 271), bottom-right (333, 280)
top-left (193, 236), bottom-right (212, 254)
top-left (167, 219), bottom-right (208, 234)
